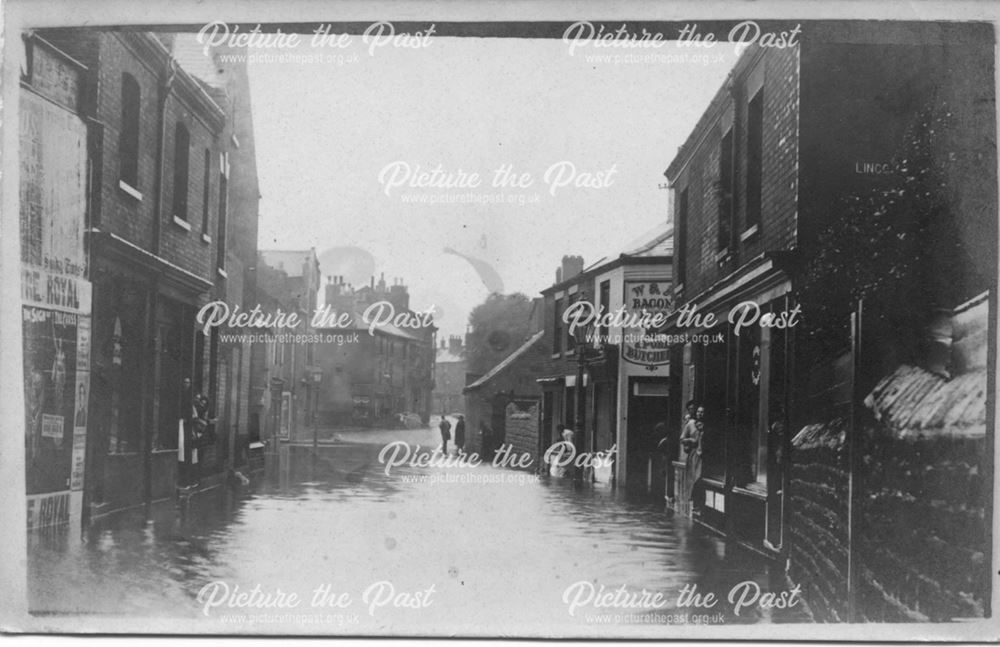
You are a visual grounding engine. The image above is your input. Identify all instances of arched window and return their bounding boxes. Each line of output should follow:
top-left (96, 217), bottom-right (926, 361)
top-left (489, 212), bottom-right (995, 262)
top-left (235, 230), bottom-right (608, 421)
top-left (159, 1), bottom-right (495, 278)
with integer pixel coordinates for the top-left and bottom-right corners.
top-left (119, 73), bottom-right (140, 188)
top-left (172, 122), bottom-right (190, 220)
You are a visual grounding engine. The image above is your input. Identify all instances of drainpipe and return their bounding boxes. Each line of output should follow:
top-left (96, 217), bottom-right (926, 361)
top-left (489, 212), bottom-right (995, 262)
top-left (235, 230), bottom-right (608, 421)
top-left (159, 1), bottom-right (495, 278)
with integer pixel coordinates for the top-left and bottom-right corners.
top-left (145, 58), bottom-right (176, 503)
top-left (152, 58), bottom-right (176, 257)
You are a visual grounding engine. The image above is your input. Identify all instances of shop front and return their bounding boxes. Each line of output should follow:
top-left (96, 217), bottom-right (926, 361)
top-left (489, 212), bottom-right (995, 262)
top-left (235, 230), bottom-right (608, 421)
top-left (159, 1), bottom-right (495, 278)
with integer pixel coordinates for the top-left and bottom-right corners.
top-left (667, 254), bottom-right (794, 555)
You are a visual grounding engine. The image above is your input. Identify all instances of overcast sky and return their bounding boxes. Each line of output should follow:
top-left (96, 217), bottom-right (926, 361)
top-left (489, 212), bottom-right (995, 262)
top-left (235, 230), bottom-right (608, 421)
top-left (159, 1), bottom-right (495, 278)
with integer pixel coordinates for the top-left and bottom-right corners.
top-left (249, 35), bottom-right (737, 337)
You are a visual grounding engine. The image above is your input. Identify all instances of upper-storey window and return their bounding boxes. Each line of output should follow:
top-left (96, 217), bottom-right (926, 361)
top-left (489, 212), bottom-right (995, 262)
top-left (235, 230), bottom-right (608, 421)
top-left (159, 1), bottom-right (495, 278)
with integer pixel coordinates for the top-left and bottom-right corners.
top-left (172, 122), bottom-right (190, 221)
top-left (552, 296), bottom-right (563, 355)
top-left (676, 187), bottom-right (689, 287)
top-left (201, 149), bottom-right (212, 234)
top-left (746, 89), bottom-right (764, 232)
top-left (119, 73), bottom-right (140, 189)
top-left (718, 128), bottom-right (734, 250)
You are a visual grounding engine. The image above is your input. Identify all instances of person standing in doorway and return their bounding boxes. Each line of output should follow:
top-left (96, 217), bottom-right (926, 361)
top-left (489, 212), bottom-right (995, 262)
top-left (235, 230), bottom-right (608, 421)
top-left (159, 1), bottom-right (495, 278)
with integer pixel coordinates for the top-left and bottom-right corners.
top-left (438, 413), bottom-right (452, 455)
top-left (454, 414), bottom-right (466, 454)
top-left (680, 404), bottom-right (704, 510)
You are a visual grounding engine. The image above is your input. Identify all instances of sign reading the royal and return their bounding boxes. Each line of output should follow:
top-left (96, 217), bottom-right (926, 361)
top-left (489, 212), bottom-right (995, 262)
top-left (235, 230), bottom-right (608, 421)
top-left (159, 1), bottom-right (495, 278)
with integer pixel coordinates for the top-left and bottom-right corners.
top-left (621, 281), bottom-right (672, 368)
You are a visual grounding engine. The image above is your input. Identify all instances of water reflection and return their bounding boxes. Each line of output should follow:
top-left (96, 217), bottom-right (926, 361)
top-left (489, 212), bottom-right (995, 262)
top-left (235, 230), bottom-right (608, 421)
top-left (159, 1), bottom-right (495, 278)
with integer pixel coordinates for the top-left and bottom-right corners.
top-left (27, 428), bottom-right (809, 633)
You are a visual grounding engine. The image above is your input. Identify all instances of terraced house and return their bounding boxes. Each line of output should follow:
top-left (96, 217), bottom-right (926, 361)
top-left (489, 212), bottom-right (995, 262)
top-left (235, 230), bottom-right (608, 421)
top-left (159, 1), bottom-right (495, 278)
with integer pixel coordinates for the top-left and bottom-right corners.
top-left (662, 25), bottom-right (995, 621)
top-left (26, 28), bottom-right (262, 522)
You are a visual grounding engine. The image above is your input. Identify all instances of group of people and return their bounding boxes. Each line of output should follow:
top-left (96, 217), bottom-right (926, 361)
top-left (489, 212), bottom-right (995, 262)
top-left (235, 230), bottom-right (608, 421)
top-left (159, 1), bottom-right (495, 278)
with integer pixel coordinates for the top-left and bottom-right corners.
top-left (655, 400), bottom-right (704, 504)
top-left (178, 377), bottom-right (218, 486)
top-left (437, 413), bottom-right (466, 455)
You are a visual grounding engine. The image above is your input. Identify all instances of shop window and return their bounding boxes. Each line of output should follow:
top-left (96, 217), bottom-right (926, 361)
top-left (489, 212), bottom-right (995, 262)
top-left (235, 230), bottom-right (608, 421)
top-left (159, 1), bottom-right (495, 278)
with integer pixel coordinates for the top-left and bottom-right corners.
top-left (564, 386), bottom-right (576, 430)
top-left (699, 326), bottom-right (728, 481)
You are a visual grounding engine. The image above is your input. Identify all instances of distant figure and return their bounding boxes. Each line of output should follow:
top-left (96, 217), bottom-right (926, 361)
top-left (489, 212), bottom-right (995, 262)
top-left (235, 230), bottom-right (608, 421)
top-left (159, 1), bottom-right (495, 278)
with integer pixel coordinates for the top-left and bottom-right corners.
top-left (454, 415), bottom-right (466, 453)
top-left (546, 424), bottom-right (576, 478)
top-left (479, 422), bottom-right (493, 459)
top-left (438, 413), bottom-right (452, 455)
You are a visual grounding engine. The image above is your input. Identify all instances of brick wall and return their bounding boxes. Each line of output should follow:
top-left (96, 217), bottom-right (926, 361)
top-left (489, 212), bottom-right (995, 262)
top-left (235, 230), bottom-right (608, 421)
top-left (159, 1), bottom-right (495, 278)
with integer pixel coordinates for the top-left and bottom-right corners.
top-left (504, 400), bottom-right (540, 469)
top-left (788, 418), bottom-right (850, 622)
top-left (857, 432), bottom-right (988, 621)
top-left (669, 46), bottom-right (799, 300)
top-left (75, 32), bottom-right (223, 282)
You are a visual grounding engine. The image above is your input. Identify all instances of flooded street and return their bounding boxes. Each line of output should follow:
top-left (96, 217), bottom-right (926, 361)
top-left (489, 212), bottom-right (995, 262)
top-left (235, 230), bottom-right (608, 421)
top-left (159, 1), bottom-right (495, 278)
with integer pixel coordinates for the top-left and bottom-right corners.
top-left (28, 427), bottom-right (807, 636)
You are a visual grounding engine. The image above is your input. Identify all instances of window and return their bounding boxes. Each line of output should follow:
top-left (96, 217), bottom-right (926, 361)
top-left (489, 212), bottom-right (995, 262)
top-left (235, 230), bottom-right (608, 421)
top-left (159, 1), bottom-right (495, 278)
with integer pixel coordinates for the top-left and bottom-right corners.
top-left (552, 297), bottom-right (563, 354)
top-left (676, 188), bottom-right (689, 286)
top-left (565, 293), bottom-right (577, 353)
top-left (201, 149), bottom-right (212, 234)
top-left (746, 89), bottom-right (763, 231)
top-left (172, 123), bottom-right (190, 220)
top-left (718, 128), bottom-right (734, 250)
top-left (597, 280), bottom-right (610, 343)
top-left (216, 160), bottom-right (228, 270)
top-left (119, 74), bottom-right (140, 188)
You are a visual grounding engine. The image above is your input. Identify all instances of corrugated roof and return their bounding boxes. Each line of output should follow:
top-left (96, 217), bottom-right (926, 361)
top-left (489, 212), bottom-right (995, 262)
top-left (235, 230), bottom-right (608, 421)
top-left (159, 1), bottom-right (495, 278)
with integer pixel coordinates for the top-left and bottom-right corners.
top-left (464, 330), bottom-right (545, 392)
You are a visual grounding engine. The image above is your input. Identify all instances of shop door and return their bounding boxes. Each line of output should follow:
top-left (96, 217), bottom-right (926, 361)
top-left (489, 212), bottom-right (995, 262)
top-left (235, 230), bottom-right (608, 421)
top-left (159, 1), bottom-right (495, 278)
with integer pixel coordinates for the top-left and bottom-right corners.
top-left (625, 377), bottom-right (669, 493)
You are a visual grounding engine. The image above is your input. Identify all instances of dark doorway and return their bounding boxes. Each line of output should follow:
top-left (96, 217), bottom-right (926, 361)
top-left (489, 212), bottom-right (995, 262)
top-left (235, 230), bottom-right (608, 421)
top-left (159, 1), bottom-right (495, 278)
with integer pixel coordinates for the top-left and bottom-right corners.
top-left (625, 376), bottom-right (669, 493)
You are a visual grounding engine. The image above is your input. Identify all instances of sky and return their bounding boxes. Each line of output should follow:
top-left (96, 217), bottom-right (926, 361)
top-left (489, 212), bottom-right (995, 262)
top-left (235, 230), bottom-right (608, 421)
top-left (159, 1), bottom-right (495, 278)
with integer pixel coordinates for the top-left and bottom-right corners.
top-left (248, 35), bottom-right (737, 337)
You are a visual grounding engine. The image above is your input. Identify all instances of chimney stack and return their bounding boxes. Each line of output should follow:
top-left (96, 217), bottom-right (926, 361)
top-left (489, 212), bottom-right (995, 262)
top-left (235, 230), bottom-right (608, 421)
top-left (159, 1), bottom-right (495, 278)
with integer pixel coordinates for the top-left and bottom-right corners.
top-left (561, 255), bottom-right (584, 282)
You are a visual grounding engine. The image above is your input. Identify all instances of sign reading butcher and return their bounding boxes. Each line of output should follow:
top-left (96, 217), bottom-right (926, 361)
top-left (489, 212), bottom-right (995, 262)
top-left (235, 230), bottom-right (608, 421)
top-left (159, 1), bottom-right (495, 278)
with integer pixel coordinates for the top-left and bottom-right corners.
top-left (621, 281), bottom-right (672, 368)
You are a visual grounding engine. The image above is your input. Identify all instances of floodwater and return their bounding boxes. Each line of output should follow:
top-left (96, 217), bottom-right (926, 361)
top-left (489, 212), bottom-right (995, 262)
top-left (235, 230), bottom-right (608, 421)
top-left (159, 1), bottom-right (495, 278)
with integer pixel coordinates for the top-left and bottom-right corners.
top-left (27, 426), bottom-right (809, 636)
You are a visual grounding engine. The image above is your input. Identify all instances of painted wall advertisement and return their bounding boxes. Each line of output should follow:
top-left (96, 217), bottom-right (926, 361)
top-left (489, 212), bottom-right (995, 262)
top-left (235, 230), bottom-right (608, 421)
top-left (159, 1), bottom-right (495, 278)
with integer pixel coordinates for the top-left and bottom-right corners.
top-left (621, 280), bottom-right (672, 369)
top-left (20, 89), bottom-right (91, 530)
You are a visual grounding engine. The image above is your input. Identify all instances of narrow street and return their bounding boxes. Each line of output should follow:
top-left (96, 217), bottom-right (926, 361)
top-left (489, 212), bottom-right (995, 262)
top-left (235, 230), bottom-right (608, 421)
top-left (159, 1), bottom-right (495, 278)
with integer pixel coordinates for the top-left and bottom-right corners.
top-left (28, 426), bottom-right (807, 635)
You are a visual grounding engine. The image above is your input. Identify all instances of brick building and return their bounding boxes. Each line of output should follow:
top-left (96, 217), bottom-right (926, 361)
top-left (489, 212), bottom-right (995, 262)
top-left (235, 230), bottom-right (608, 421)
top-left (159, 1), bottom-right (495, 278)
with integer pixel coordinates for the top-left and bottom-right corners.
top-left (537, 232), bottom-right (672, 489)
top-left (314, 274), bottom-right (436, 427)
top-left (258, 249), bottom-right (322, 440)
top-left (18, 32), bottom-right (93, 531)
top-left (464, 329), bottom-right (546, 465)
top-left (662, 26), bottom-right (995, 620)
top-left (433, 335), bottom-right (466, 415)
top-left (31, 28), bottom-right (262, 519)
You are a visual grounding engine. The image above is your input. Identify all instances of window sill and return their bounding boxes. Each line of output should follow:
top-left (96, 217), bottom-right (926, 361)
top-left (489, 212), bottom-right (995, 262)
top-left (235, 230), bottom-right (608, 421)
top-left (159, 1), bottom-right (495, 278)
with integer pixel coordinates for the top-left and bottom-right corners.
top-left (217, 267), bottom-right (228, 279)
top-left (740, 224), bottom-right (759, 243)
top-left (732, 484), bottom-right (767, 500)
top-left (674, 283), bottom-right (684, 296)
top-left (172, 216), bottom-right (192, 232)
top-left (714, 248), bottom-right (730, 263)
top-left (201, 233), bottom-right (212, 244)
top-left (118, 179), bottom-right (143, 201)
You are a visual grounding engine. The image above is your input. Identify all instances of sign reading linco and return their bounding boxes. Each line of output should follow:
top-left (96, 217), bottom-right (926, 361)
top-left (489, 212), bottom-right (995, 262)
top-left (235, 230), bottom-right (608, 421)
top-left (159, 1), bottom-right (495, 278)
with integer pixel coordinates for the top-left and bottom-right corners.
top-left (621, 281), bottom-right (672, 368)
